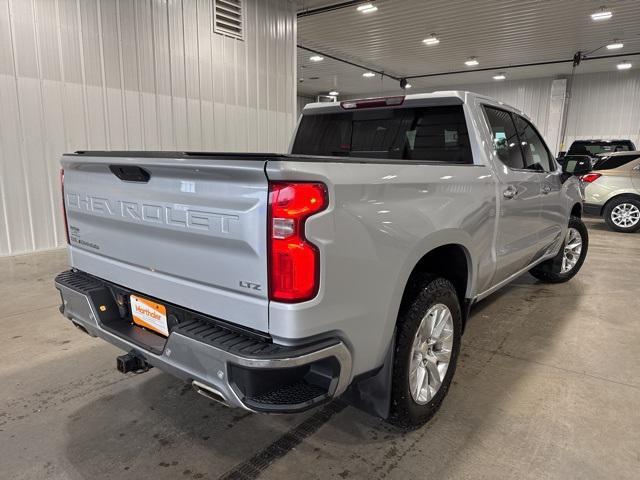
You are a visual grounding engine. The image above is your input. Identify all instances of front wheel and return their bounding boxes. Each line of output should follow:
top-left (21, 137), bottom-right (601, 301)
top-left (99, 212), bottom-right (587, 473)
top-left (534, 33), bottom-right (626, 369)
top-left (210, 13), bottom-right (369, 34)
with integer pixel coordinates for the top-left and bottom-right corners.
top-left (529, 216), bottom-right (588, 283)
top-left (388, 275), bottom-right (462, 429)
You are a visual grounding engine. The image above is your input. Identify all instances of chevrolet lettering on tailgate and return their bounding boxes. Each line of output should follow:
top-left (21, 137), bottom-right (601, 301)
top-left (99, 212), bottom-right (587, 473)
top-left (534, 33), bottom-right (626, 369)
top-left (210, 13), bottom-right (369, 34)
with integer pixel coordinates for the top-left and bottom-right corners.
top-left (65, 192), bottom-right (239, 234)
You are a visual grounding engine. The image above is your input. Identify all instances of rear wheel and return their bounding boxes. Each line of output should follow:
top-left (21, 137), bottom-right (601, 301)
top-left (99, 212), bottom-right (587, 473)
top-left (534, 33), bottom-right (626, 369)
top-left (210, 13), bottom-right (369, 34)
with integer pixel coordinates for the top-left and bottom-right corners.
top-left (389, 276), bottom-right (461, 429)
top-left (529, 216), bottom-right (588, 283)
top-left (604, 197), bottom-right (640, 233)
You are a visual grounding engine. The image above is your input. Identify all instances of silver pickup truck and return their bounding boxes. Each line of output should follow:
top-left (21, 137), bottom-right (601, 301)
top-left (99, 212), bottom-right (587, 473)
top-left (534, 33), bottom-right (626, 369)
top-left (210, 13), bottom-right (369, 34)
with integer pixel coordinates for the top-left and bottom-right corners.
top-left (55, 91), bottom-right (590, 427)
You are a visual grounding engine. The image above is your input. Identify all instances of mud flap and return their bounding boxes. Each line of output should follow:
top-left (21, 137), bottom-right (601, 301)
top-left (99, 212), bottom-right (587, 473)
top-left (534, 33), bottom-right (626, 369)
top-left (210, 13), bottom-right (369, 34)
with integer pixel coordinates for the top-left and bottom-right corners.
top-left (342, 332), bottom-right (395, 419)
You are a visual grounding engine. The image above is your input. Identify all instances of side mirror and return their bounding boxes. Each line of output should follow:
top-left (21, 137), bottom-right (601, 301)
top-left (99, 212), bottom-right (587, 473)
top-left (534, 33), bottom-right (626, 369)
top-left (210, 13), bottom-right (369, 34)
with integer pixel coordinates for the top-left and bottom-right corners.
top-left (562, 155), bottom-right (592, 176)
top-left (556, 151), bottom-right (567, 166)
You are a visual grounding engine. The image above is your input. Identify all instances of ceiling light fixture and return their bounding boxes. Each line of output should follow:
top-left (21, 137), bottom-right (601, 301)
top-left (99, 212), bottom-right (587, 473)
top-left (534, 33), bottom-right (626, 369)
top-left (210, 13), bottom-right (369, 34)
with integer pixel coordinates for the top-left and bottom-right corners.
top-left (591, 7), bottom-right (612, 21)
top-left (362, 72), bottom-right (376, 78)
top-left (617, 61), bottom-right (632, 70)
top-left (422, 34), bottom-right (440, 46)
top-left (329, 91), bottom-right (339, 96)
top-left (606, 40), bottom-right (623, 50)
top-left (405, 83), bottom-right (412, 89)
top-left (357, 3), bottom-right (378, 13)
top-left (493, 73), bottom-right (506, 80)
top-left (309, 55), bottom-right (324, 62)
top-left (465, 57), bottom-right (479, 67)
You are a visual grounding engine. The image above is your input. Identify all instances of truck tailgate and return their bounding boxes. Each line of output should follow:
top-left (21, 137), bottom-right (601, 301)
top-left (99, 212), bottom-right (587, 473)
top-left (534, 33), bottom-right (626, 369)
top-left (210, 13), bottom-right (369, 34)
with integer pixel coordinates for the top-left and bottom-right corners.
top-left (61, 153), bottom-right (270, 333)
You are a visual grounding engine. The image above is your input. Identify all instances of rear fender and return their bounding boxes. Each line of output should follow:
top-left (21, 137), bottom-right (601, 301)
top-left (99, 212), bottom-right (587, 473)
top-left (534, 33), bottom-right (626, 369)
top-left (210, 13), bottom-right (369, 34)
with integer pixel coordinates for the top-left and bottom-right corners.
top-left (383, 229), bottom-right (475, 347)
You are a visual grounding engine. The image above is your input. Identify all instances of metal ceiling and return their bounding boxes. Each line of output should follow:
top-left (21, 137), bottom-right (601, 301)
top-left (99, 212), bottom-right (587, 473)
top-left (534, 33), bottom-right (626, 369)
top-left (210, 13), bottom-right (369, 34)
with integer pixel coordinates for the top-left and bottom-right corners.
top-left (296, 0), bottom-right (640, 97)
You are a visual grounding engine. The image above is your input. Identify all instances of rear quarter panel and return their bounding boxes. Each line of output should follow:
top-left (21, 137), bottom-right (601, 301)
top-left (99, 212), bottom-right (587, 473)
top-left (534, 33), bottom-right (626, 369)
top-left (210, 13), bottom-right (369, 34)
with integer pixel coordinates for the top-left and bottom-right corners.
top-left (266, 160), bottom-right (496, 376)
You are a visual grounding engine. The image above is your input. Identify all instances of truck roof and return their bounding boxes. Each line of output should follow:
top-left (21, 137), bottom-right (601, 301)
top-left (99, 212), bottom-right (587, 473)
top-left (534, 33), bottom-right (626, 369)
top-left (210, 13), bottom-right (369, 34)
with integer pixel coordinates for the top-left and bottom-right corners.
top-left (302, 90), bottom-right (528, 118)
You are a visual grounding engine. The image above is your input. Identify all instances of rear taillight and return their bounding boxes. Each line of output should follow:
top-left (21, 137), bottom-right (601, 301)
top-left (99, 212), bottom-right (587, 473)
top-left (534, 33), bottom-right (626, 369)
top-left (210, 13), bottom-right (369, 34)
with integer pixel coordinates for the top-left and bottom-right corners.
top-left (268, 182), bottom-right (328, 302)
top-left (580, 173), bottom-right (602, 183)
top-left (60, 169), bottom-right (69, 244)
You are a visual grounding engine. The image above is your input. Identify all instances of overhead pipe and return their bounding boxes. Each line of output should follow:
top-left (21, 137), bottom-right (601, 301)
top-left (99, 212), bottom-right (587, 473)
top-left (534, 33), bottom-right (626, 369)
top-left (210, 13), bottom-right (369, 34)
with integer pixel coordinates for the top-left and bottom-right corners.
top-left (297, 1), bottom-right (372, 18)
top-left (297, 44), bottom-right (401, 82)
top-left (405, 51), bottom-right (640, 81)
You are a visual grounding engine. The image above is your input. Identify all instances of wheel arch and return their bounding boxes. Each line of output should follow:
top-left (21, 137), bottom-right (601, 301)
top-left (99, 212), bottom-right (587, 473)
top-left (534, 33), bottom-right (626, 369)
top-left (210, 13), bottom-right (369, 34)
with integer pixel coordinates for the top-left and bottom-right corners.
top-left (570, 202), bottom-right (582, 218)
top-left (603, 192), bottom-right (640, 214)
top-left (399, 244), bottom-right (472, 310)
top-left (389, 232), bottom-right (475, 335)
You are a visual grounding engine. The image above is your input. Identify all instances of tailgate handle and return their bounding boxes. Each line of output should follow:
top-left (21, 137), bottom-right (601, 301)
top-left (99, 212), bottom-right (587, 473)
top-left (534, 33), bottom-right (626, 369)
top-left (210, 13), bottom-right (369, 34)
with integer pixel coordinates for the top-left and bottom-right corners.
top-left (109, 165), bottom-right (150, 183)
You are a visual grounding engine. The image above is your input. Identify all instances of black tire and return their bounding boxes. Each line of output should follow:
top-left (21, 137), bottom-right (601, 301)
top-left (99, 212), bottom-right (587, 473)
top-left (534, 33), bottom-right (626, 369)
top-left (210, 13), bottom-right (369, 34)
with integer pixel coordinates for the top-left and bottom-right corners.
top-left (603, 196), bottom-right (640, 233)
top-left (388, 275), bottom-right (462, 429)
top-left (529, 216), bottom-right (588, 283)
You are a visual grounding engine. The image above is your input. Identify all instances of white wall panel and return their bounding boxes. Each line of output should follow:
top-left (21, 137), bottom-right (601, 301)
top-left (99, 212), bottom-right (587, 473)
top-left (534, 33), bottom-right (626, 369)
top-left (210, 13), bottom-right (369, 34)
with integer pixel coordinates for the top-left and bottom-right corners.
top-left (456, 70), bottom-right (640, 152)
top-left (419, 77), bottom-right (554, 136)
top-left (296, 94), bottom-right (314, 118)
top-left (424, 72), bottom-right (640, 153)
top-left (564, 71), bottom-right (640, 150)
top-left (343, 70), bottom-right (640, 156)
top-left (0, 0), bottom-right (296, 256)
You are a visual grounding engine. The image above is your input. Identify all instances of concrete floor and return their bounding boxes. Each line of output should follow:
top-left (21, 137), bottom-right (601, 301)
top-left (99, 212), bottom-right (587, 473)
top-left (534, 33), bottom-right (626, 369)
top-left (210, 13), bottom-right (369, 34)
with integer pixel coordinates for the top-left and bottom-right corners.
top-left (1, 218), bottom-right (639, 480)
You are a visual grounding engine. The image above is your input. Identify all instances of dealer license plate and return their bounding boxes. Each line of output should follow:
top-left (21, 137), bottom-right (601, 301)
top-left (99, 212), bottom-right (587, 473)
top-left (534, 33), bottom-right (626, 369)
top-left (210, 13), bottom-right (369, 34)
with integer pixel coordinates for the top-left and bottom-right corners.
top-left (130, 294), bottom-right (169, 337)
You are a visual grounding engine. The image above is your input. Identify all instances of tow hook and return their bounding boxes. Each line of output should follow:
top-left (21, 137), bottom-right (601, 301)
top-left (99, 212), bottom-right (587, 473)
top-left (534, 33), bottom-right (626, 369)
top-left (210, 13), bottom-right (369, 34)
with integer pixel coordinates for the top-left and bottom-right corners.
top-left (116, 350), bottom-right (152, 374)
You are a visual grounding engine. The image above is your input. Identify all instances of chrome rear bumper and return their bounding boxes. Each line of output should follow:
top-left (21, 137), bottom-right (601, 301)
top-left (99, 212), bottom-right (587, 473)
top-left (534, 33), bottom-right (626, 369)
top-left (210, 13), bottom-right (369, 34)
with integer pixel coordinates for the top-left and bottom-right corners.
top-left (55, 270), bottom-right (352, 413)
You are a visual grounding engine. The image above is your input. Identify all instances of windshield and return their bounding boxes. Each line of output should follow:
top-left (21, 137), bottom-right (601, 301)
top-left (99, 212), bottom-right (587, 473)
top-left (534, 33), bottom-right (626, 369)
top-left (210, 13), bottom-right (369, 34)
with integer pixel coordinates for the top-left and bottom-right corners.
top-left (292, 105), bottom-right (473, 164)
top-left (567, 141), bottom-right (635, 156)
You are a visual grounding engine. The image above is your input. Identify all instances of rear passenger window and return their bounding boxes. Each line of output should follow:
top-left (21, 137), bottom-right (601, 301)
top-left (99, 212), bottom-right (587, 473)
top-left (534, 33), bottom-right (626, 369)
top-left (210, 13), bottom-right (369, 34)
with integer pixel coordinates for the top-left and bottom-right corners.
top-left (483, 106), bottom-right (524, 169)
top-left (291, 105), bottom-right (473, 164)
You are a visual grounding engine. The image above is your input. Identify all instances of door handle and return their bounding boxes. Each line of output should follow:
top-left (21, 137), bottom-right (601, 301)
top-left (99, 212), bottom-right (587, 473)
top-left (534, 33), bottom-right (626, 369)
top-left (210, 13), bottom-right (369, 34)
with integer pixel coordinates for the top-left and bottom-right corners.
top-left (503, 186), bottom-right (518, 199)
top-left (541, 184), bottom-right (552, 194)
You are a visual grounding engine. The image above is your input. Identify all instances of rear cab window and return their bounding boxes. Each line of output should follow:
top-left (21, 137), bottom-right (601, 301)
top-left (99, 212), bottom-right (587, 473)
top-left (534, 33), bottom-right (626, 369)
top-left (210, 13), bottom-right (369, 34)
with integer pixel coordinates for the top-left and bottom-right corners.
top-left (292, 105), bottom-right (473, 164)
top-left (568, 140), bottom-right (635, 156)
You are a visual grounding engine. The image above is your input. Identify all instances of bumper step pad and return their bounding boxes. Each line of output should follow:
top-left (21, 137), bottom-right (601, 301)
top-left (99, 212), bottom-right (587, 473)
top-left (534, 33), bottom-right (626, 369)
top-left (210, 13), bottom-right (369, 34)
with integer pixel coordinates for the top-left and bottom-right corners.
top-left (246, 381), bottom-right (327, 406)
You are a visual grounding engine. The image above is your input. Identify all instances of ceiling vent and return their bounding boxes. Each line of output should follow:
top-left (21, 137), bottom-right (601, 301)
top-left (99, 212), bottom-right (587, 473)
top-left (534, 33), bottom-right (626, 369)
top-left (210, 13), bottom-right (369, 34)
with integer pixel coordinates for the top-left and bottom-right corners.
top-left (214, 0), bottom-right (244, 40)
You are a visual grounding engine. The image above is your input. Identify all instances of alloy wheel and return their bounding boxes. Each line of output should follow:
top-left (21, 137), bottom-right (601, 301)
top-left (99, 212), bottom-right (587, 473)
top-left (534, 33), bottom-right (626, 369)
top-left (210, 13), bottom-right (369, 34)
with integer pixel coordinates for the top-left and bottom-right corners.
top-left (409, 303), bottom-right (454, 405)
top-left (561, 227), bottom-right (582, 273)
top-left (611, 203), bottom-right (640, 228)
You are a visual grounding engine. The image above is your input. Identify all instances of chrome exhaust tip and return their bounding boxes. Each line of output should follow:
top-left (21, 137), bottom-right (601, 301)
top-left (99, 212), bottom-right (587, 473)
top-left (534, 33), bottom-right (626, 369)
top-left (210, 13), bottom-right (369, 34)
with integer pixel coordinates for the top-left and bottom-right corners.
top-left (192, 380), bottom-right (230, 407)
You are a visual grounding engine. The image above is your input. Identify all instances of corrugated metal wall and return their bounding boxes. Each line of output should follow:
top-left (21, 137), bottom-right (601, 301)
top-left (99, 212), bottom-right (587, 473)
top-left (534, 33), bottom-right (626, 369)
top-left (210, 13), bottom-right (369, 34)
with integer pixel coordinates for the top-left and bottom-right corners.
top-left (439, 77), bottom-right (554, 136)
top-left (0, 0), bottom-right (296, 256)
top-left (456, 70), bottom-right (640, 152)
top-left (408, 70), bottom-right (640, 153)
top-left (296, 94), bottom-right (314, 118)
top-left (564, 70), bottom-right (640, 150)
